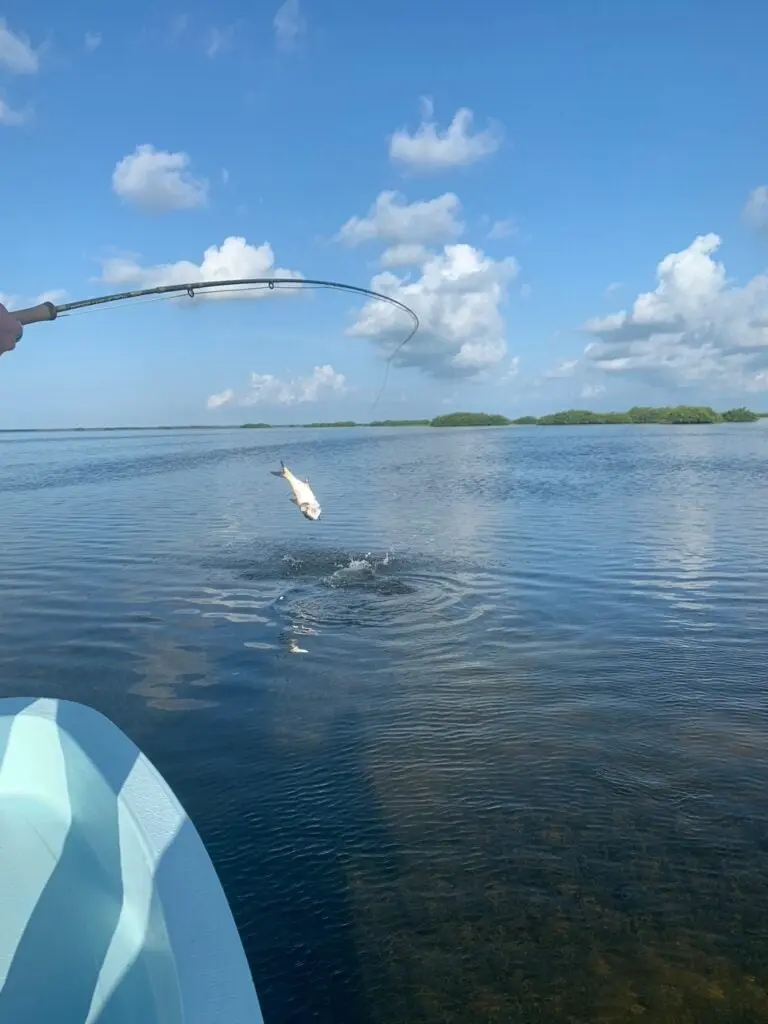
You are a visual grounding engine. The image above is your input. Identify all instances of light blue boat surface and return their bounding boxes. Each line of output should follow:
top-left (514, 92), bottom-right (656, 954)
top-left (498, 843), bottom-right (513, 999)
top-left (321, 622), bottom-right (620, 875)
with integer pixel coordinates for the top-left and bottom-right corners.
top-left (0, 697), bottom-right (264, 1023)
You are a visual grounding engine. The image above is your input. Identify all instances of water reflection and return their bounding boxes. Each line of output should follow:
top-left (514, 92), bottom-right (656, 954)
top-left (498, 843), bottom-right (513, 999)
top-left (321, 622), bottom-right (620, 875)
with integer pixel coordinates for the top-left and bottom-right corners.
top-left (129, 639), bottom-right (218, 712)
top-left (359, 427), bottom-right (508, 556)
top-left (630, 467), bottom-right (716, 617)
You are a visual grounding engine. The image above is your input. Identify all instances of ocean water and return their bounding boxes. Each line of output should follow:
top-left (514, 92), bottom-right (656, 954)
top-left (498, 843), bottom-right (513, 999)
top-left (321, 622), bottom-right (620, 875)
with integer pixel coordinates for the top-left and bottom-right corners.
top-left (1, 422), bottom-right (768, 1023)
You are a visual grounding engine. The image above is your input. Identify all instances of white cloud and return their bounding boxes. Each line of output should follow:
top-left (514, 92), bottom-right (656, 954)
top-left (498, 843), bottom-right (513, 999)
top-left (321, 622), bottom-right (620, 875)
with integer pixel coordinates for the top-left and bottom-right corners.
top-left (544, 358), bottom-right (579, 378)
top-left (605, 281), bottom-right (623, 296)
top-left (348, 243), bottom-right (519, 378)
top-left (208, 365), bottom-right (347, 409)
top-left (337, 191), bottom-right (463, 247)
top-left (488, 218), bottom-right (517, 240)
top-left (0, 97), bottom-right (27, 126)
top-left (583, 233), bottom-right (768, 391)
top-left (101, 236), bottom-right (302, 296)
top-left (206, 25), bottom-right (238, 58)
top-left (744, 186), bottom-right (768, 232)
top-left (580, 382), bottom-right (606, 399)
top-left (380, 244), bottom-right (430, 268)
top-left (112, 144), bottom-right (208, 212)
top-left (0, 20), bottom-right (39, 74)
top-left (207, 389), bottom-right (234, 409)
top-left (36, 289), bottom-right (67, 305)
top-left (273, 0), bottom-right (305, 51)
top-left (418, 95), bottom-right (434, 119)
top-left (246, 365), bottom-right (346, 405)
top-left (0, 288), bottom-right (65, 310)
top-left (84, 32), bottom-right (102, 52)
top-left (520, 283), bottom-right (532, 300)
top-left (502, 356), bottom-right (521, 380)
top-left (389, 105), bottom-right (502, 174)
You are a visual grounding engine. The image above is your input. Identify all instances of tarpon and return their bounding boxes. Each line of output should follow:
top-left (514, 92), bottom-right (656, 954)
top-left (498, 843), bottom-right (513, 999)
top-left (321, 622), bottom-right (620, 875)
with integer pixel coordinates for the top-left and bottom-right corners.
top-left (271, 461), bottom-right (321, 521)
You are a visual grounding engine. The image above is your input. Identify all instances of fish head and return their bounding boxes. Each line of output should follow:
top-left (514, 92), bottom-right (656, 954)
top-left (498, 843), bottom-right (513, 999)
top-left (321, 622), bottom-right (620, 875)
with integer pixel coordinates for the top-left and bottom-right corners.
top-left (300, 501), bottom-right (321, 521)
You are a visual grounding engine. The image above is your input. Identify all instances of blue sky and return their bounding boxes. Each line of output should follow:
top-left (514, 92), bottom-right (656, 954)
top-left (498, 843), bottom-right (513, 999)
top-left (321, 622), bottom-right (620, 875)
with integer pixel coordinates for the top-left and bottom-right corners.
top-left (2, 0), bottom-right (768, 428)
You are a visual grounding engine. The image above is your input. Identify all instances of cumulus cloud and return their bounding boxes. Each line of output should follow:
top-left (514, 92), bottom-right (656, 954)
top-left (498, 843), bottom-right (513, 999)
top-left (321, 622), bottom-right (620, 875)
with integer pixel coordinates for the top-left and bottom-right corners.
top-left (36, 288), bottom-right (67, 305)
top-left (503, 356), bottom-right (521, 380)
top-left (337, 191), bottom-right (463, 248)
top-left (101, 236), bottom-right (302, 296)
top-left (0, 20), bottom-right (39, 74)
top-left (544, 358), bottom-right (579, 379)
top-left (84, 32), bottom-right (102, 52)
top-left (0, 97), bottom-right (27, 126)
top-left (744, 186), bottom-right (768, 233)
top-left (582, 233), bottom-right (768, 391)
top-left (348, 243), bottom-right (519, 378)
top-left (380, 244), bottom-right (431, 268)
top-left (207, 389), bottom-right (234, 410)
top-left (207, 365), bottom-right (346, 409)
top-left (273, 0), bottom-right (305, 51)
top-left (580, 382), bottom-right (606, 399)
top-left (0, 288), bottom-right (65, 310)
top-left (112, 144), bottom-right (208, 212)
top-left (389, 102), bottom-right (502, 174)
top-left (488, 218), bottom-right (517, 240)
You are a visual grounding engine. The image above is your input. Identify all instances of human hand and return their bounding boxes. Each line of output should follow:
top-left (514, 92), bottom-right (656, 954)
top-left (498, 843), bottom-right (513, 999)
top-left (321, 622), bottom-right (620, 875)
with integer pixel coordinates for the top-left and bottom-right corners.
top-left (0, 303), bottom-right (23, 356)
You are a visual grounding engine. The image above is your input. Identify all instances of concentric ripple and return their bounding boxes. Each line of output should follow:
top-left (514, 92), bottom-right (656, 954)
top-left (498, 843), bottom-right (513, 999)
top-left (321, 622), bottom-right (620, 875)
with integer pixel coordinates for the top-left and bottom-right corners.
top-left (193, 546), bottom-right (501, 652)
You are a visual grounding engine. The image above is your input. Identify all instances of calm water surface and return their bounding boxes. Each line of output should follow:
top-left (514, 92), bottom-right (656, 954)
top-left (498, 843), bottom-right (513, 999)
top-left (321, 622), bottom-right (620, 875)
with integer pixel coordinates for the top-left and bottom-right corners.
top-left (1, 423), bottom-right (768, 1023)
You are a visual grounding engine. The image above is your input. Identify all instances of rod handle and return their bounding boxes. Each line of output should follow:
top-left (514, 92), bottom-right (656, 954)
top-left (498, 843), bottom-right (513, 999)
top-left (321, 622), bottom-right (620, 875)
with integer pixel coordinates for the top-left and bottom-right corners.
top-left (8, 301), bottom-right (58, 325)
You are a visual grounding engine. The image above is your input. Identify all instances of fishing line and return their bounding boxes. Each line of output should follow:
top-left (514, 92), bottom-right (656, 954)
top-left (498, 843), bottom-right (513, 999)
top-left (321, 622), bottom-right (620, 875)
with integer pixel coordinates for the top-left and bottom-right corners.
top-left (11, 278), bottom-right (420, 415)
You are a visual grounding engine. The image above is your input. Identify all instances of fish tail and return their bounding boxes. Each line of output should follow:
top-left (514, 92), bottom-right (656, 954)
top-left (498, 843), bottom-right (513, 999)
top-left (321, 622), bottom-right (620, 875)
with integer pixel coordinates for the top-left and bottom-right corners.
top-left (270, 460), bottom-right (288, 478)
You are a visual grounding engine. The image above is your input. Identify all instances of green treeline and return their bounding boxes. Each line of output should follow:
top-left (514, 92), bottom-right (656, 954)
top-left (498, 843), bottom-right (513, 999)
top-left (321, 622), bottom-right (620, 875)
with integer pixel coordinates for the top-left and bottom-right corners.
top-left (521, 405), bottom-right (760, 425)
top-left (720, 407), bottom-right (761, 422)
top-left (300, 420), bottom-right (358, 428)
top-left (369, 419), bottom-right (431, 427)
top-left (430, 412), bottom-right (512, 427)
top-left (239, 406), bottom-right (761, 428)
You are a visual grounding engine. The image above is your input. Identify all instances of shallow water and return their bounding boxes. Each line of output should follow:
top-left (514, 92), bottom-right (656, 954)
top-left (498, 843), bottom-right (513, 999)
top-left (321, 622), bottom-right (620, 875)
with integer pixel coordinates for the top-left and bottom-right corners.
top-left (1, 423), bottom-right (768, 1022)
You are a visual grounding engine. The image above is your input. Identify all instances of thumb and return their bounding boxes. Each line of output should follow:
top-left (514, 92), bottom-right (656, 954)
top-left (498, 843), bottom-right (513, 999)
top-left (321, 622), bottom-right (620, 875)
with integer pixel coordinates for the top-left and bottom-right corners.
top-left (0, 303), bottom-right (23, 355)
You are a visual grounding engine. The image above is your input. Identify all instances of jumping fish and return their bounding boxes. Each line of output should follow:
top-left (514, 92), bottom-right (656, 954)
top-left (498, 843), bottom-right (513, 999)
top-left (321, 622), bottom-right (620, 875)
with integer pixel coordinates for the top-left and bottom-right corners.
top-left (271, 461), bottom-right (321, 521)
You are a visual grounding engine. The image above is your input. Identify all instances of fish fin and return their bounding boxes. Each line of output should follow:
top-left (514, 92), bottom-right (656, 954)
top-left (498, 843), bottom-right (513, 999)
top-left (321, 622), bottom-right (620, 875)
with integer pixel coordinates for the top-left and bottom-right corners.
top-left (289, 495), bottom-right (298, 504)
top-left (270, 460), bottom-right (287, 478)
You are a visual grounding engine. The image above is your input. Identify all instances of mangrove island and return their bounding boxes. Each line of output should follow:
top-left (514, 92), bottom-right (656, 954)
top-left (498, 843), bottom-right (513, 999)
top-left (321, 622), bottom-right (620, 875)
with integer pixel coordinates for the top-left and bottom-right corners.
top-left (240, 406), bottom-right (762, 428)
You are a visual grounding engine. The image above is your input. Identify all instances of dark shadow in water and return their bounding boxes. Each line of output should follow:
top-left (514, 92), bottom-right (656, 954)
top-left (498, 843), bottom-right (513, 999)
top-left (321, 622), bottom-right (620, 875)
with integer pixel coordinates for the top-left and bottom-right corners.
top-left (176, 698), bottom-right (404, 1024)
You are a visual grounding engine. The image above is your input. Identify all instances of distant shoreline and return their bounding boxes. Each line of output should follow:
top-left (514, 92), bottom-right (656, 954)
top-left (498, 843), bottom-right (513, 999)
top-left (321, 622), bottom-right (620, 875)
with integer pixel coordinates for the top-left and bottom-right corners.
top-left (1, 406), bottom-right (765, 433)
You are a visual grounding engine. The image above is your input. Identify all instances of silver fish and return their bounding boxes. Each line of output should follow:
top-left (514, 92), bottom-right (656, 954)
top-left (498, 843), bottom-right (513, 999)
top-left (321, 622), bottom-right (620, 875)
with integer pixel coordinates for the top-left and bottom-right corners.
top-left (271, 460), bottom-right (321, 521)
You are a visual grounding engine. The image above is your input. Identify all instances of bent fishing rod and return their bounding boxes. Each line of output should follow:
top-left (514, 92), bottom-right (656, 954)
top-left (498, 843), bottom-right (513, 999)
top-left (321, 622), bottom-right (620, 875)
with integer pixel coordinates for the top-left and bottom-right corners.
top-left (9, 277), bottom-right (420, 413)
top-left (9, 277), bottom-right (419, 339)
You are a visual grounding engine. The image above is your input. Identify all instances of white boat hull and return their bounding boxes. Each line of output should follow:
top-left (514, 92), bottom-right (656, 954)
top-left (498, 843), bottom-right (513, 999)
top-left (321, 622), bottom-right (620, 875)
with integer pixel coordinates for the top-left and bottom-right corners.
top-left (0, 697), bottom-right (264, 1023)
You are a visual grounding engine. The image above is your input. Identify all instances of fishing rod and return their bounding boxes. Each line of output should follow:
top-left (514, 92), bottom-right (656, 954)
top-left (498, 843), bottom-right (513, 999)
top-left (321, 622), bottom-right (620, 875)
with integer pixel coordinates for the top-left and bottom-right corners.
top-left (10, 277), bottom-right (422, 416)
top-left (9, 276), bottom-right (419, 335)
top-left (9, 278), bottom-right (419, 412)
